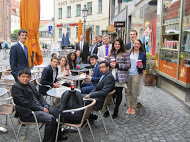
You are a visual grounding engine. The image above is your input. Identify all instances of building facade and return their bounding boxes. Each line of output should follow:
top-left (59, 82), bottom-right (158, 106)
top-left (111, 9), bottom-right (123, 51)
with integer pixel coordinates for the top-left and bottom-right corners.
top-left (11, 0), bottom-right (20, 33)
top-left (0, 0), bottom-right (11, 41)
top-left (54, 0), bottom-right (110, 45)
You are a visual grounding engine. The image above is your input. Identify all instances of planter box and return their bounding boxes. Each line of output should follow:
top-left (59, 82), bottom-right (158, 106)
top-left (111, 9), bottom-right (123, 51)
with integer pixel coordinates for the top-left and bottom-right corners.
top-left (143, 74), bottom-right (157, 86)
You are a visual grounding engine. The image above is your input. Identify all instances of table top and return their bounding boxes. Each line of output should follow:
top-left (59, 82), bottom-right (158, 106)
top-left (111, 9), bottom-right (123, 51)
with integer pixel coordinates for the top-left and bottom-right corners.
top-left (70, 68), bottom-right (89, 73)
top-left (0, 88), bottom-right (7, 97)
top-left (47, 87), bottom-right (80, 98)
top-left (63, 75), bottom-right (86, 81)
top-left (76, 64), bottom-right (91, 68)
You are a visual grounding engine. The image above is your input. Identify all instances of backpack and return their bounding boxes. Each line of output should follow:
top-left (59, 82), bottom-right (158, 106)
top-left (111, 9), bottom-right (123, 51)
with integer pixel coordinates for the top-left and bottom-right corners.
top-left (59, 90), bottom-right (84, 124)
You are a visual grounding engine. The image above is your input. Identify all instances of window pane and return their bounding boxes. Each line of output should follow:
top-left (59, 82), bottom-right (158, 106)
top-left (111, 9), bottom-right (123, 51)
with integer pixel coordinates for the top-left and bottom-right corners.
top-left (67, 6), bottom-right (71, 17)
top-left (58, 28), bottom-right (62, 38)
top-left (98, 0), bottom-right (102, 13)
top-left (96, 26), bottom-right (99, 36)
top-left (76, 27), bottom-right (78, 39)
top-left (87, 2), bottom-right (92, 15)
top-left (76, 4), bottom-right (81, 16)
top-left (67, 28), bottom-right (71, 38)
top-left (58, 8), bottom-right (62, 19)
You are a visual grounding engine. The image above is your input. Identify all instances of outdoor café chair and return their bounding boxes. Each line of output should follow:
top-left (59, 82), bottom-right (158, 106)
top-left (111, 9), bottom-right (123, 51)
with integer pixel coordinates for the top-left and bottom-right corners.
top-left (94, 89), bottom-right (116, 134)
top-left (55, 99), bottom-right (96, 142)
top-left (0, 97), bottom-right (16, 137)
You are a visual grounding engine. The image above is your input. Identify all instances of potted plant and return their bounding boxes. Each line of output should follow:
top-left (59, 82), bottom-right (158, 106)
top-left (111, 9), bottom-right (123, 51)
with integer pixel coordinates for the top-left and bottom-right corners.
top-left (143, 53), bottom-right (157, 86)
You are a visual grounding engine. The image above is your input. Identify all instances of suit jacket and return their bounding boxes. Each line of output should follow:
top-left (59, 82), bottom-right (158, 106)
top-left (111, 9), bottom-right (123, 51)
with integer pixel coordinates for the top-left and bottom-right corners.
top-left (137, 51), bottom-right (146, 74)
top-left (39, 65), bottom-right (58, 95)
top-left (90, 44), bottom-right (98, 55)
top-left (90, 63), bottom-right (102, 84)
top-left (12, 82), bottom-right (48, 119)
top-left (75, 57), bottom-right (82, 64)
top-left (76, 41), bottom-right (89, 63)
top-left (10, 42), bottom-right (29, 79)
top-left (97, 44), bottom-right (112, 62)
top-left (90, 71), bottom-right (115, 110)
top-left (125, 42), bottom-right (132, 50)
top-left (107, 52), bottom-right (131, 83)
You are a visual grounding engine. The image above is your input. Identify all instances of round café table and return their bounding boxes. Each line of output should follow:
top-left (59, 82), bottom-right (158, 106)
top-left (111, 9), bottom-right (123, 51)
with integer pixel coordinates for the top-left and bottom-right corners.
top-left (70, 68), bottom-right (89, 74)
top-left (63, 75), bottom-right (87, 89)
top-left (46, 86), bottom-right (80, 98)
top-left (76, 64), bottom-right (91, 69)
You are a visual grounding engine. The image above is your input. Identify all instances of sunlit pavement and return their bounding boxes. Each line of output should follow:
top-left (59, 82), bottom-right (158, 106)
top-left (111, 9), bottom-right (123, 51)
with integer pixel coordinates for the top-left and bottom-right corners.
top-left (1, 51), bottom-right (190, 142)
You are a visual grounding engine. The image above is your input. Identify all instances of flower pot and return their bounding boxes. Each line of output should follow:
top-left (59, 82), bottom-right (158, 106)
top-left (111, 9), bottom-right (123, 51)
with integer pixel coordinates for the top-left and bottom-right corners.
top-left (143, 74), bottom-right (157, 86)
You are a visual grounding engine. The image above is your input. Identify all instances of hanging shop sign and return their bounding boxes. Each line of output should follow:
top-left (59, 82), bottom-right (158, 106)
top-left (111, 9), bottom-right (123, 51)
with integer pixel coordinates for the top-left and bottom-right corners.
top-left (114, 21), bottom-right (125, 27)
top-left (106, 25), bottom-right (116, 33)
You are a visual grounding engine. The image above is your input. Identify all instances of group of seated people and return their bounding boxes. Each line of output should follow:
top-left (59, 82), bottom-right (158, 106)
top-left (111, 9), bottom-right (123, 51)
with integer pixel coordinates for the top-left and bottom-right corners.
top-left (11, 52), bottom-right (115, 142)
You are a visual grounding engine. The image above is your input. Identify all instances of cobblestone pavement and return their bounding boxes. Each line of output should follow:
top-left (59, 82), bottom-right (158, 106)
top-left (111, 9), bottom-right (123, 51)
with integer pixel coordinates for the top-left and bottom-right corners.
top-left (1, 51), bottom-right (190, 142)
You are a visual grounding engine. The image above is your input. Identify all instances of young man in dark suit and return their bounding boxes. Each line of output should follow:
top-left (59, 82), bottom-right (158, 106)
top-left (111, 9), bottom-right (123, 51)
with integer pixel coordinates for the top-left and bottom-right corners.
top-left (76, 35), bottom-right (89, 63)
top-left (83, 61), bottom-right (115, 111)
top-left (39, 57), bottom-right (60, 95)
top-left (11, 68), bottom-right (68, 142)
top-left (10, 29), bottom-right (29, 82)
top-left (81, 54), bottom-right (102, 94)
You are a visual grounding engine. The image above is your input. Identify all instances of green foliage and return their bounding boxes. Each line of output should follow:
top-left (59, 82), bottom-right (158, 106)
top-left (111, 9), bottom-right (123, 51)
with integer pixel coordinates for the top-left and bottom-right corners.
top-left (11, 29), bottom-right (19, 41)
top-left (145, 53), bottom-right (156, 75)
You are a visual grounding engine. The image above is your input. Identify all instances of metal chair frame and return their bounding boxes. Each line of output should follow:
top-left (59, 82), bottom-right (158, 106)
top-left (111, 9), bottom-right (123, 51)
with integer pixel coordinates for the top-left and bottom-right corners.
top-left (55, 99), bottom-right (96, 142)
top-left (95, 90), bottom-right (116, 134)
top-left (16, 111), bottom-right (44, 142)
top-left (0, 97), bottom-right (16, 137)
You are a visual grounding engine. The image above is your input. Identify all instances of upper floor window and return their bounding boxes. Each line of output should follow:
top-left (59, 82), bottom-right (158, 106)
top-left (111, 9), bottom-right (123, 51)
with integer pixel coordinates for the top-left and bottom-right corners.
top-left (58, 8), bottom-right (62, 19)
top-left (58, 28), bottom-right (62, 38)
top-left (96, 25), bottom-right (100, 36)
top-left (67, 27), bottom-right (71, 38)
top-left (87, 2), bottom-right (92, 15)
top-left (67, 6), bottom-right (71, 18)
top-left (76, 4), bottom-right (81, 16)
top-left (98, 0), bottom-right (102, 13)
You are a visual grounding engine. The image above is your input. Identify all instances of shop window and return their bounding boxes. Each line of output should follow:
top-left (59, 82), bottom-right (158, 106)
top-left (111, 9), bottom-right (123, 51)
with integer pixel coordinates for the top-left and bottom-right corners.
top-left (67, 6), bottom-right (71, 18)
top-left (76, 4), bottom-right (81, 16)
top-left (58, 28), bottom-right (62, 38)
top-left (98, 0), bottom-right (102, 13)
top-left (58, 8), bottom-right (62, 19)
top-left (87, 2), bottom-right (92, 15)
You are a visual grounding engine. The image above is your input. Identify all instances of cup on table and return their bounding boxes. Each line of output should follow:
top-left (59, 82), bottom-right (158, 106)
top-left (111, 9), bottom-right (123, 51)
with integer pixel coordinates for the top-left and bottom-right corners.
top-left (137, 60), bottom-right (142, 68)
top-left (105, 56), bottom-right (107, 60)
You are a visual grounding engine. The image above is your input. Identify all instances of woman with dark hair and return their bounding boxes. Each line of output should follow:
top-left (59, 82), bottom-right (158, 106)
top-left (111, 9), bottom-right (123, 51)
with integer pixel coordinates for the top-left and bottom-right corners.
top-left (57, 56), bottom-right (71, 86)
top-left (125, 39), bottom-right (146, 115)
top-left (106, 37), bottom-right (131, 119)
top-left (67, 52), bottom-right (77, 69)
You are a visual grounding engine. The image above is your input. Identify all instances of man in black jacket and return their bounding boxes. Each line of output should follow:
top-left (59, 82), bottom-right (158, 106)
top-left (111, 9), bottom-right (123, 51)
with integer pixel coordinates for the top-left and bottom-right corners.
top-left (83, 61), bottom-right (115, 111)
top-left (11, 68), bottom-right (67, 142)
top-left (39, 57), bottom-right (60, 95)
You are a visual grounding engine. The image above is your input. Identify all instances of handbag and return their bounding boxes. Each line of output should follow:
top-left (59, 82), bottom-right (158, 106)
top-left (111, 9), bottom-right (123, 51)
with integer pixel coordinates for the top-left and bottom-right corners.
top-left (111, 68), bottom-right (119, 82)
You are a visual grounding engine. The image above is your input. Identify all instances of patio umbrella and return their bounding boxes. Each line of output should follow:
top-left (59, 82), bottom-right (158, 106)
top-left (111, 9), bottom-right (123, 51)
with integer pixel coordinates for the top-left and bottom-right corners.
top-left (77, 20), bottom-right (82, 42)
top-left (61, 33), bottom-right (65, 47)
top-left (20, 0), bottom-right (43, 67)
top-left (65, 33), bottom-right (70, 46)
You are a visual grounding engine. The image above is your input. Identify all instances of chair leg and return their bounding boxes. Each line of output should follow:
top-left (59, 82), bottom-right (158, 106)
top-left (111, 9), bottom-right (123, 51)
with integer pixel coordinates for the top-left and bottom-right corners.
top-left (87, 119), bottom-right (95, 142)
top-left (16, 124), bottom-right (22, 142)
top-left (77, 127), bottom-right (84, 142)
top-left (7, 115), bottom-right (16, 138)
top-left (55, 115), bottom-right (61, 142)
top-left (36, 122), bottom-right (42, 142)
top-left (6, 115), bottom-right (8, 125)
top-left (99, 111), bottom-right (108, 134)
top-left (107, 106), bottom-right (114, 127)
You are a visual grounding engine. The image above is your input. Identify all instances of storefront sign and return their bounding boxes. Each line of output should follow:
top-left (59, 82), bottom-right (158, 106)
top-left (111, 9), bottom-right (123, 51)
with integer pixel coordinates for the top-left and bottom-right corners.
top-left (56, 23), bottom-right (63, 27)
top-left (114, 21), bottom-right (125, 27)
top-left (106, 25), bottom-right (116, 33)
top-left (58, 0), bottom-right (84, 6)
top-left (69, 23), bottom-right (83, 26)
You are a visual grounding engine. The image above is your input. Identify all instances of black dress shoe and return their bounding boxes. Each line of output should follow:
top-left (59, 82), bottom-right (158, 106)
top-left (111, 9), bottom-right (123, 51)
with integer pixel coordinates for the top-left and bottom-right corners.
top-left (103, 111), bottom-right (109, 117)
top-left (112, 114), bottom-right (118, 119)
top-left (58, 135), bottom-right (68, 141)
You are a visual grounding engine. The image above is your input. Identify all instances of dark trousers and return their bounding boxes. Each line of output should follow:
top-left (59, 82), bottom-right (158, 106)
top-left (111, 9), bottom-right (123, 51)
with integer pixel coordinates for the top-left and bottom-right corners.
top-left (113, 87), bottom-right (123, 114)
top-left (81, 83), bottom-right (95, 94)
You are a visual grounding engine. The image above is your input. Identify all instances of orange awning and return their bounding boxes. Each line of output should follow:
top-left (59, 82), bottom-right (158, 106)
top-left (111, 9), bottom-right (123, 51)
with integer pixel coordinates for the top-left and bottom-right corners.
top-left (20, 0), bottom-right (43, 67)
top-left (77, 20), bottom-right (82, 42)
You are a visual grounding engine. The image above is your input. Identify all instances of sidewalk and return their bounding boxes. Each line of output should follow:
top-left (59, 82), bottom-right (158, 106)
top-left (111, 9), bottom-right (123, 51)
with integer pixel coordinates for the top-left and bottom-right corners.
top-left (1, 51), bottom-right (190, 142)
top-left (1, 85), bottom-right (190, 142)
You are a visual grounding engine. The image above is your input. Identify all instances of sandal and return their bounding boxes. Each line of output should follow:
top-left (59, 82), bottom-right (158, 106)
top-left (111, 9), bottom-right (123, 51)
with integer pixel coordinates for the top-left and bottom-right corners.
top-left (130, 108), bottom-right (136, 115)
top-left (125, 107), bottom-right (131, 114)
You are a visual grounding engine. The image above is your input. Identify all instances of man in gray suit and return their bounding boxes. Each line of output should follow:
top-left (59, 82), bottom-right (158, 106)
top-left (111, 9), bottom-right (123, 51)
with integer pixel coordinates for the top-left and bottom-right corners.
top-left (97, 34), bottom-right (112, 62)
